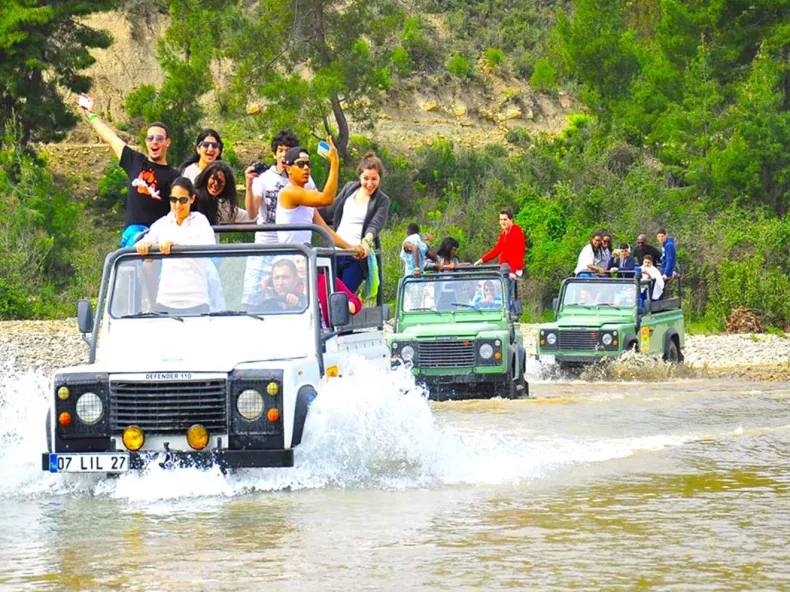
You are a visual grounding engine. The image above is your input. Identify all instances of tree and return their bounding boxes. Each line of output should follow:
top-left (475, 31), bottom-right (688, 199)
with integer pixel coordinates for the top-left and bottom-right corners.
top-left (125, 0), bottom-right (231, 164)
top-left (0, 0), bottom-right (113, 144)
top-left (223, 0), bottom-right (404, 157)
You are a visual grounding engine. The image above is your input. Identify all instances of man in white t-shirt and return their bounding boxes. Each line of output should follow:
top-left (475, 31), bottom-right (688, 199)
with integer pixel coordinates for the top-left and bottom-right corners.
top-left (244, 129), bottom-right (316, 244)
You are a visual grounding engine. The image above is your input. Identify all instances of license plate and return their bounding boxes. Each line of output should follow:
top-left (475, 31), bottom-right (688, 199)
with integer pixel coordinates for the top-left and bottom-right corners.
top-left (538, 354), bottom-right (556, 364)
top-left (49, 453), bottom-right (129, 473)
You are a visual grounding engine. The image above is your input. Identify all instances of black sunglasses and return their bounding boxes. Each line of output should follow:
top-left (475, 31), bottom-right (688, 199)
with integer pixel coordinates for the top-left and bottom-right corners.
top-left (292, 159), bottom-right (311, 169)
top-left (199, 141), bottom-right (220, 149)
top-left (169, 196), bottom-right (190, 204)
top-left (146, 134), bottom-right (166, 142)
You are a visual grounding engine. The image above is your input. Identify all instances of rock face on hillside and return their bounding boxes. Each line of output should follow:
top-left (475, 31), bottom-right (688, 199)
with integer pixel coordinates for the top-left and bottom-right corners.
top-left (59, 11), bottom-right (576, 160)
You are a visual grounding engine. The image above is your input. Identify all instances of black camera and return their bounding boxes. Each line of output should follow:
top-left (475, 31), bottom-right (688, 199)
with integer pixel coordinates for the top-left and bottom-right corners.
top-left (250, 161), bottom-right (267, 174)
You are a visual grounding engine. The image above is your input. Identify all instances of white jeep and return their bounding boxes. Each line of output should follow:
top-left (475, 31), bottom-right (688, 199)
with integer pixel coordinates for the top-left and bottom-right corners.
top-left (42, 224), bottom-right (389, 474)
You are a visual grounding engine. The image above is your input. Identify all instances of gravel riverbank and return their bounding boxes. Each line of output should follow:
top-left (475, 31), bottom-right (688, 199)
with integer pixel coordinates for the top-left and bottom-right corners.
top-left (1, 320), bottom-right (789, 380)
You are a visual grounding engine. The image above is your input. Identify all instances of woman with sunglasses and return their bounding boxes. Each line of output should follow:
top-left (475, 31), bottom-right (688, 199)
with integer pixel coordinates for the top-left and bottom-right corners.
top-left (179, 129), bottom-right (224, 182)
top-left (319, 151), bottom-right (390, 292)
top-left (193, 161), bottom-right (250, 226)
top-left (134, 177), bottom-right (217, 314)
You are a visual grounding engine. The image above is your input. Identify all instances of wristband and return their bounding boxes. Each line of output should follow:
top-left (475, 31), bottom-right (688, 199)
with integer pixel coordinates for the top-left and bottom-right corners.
top-left (87, 113), bottom-right (98, 122)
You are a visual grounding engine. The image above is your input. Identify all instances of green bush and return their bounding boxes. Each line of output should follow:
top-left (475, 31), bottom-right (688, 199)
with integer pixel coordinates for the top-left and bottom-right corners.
top-left (97, 159), bottom-right (128, 208)
top-left (448, 55), bottom-right (473, 79)
top-left (530, 57), bottom-right (557, 91)
top-left (391, 46), bottom-right (412, 76)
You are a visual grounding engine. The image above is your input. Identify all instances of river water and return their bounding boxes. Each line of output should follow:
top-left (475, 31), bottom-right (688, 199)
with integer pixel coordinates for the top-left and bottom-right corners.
top-left (1, 357), bottom-right (789, 590)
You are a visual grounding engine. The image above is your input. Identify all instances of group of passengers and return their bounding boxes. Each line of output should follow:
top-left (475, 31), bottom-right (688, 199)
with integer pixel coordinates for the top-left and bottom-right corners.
top-left (573, 228), bottom-right (678, 304)
top-left (78, 91), bottom-right (387, 322)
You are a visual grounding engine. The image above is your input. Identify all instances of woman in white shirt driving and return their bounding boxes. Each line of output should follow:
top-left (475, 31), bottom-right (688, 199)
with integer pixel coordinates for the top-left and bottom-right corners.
top-left (135, 177), bottom-right (217, 314)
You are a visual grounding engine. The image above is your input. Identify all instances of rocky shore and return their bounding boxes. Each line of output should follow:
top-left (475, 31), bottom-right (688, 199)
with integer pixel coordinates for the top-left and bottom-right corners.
top-left (1, 320), bottom-right (789, 381)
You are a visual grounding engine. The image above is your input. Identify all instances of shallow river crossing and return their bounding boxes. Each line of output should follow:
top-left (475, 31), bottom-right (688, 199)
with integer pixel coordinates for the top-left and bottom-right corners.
top-left (1, 358), bottom-right (789, 590)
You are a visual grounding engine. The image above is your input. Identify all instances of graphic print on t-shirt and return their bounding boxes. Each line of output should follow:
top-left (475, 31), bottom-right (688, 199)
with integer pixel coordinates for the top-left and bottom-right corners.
top-left (262, 182), bottom-right (285, 223)
top-left (131, 169), bottom-right (162, 201)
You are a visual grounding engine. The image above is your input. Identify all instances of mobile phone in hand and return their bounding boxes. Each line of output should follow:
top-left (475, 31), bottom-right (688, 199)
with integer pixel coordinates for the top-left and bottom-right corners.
top-left (317, 141), bottom-right (331, 159)
top-left (78, 95), bottom-right (93, 110)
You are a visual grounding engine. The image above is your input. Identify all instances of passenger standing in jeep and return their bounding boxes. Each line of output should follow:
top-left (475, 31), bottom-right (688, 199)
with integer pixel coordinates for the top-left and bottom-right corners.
top-left (77, 93), bottom-right (180, 247)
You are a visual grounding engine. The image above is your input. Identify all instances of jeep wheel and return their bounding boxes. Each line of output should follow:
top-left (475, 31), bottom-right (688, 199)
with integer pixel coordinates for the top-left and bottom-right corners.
top-left (664, 339), bottom-right (681, 364)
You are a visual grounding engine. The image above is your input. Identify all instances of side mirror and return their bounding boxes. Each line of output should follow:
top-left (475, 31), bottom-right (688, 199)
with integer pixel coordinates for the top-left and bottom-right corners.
top-left (77, 299), bottom-right (94, 334)
top-left (552, 297), bottom-right (559, 319)
top-left (381, 304), bottom-right (391, 322)
top-left (329, 292), bottom-right (350, 327)
top-left (511, 300), bottom-right (524, 318)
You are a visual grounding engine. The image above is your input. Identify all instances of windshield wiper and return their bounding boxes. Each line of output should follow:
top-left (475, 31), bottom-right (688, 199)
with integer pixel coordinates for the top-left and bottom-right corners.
top-left (202, 310), bottom-right (265, 321)
top-left (451, 302), bottom-right (482, 310)
top-left (120, 311), bottom-right (184, 322)
top-left (407, 307), bottom-right (437, 312)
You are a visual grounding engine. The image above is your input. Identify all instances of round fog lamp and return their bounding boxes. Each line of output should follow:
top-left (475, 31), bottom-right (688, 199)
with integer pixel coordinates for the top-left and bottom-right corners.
top-left (187, 425), bottom-right (209, 450)
top-left (602, 333), bottom-right (613, 346)
top-left (57, 386), bottom-right (70, 400)
top-left (266, 381), bottom-right (279, 396)
top-left (479, 343), bottom-right (494, 360)
top-left (76, 392), bottom-right (103, 425)
top-left (546, 333), bottom-right (557, 345)
top-left (237, 389), bottom-right (264, 420)
top-left (400, 345), bottom-right (415, 361)
top-left (123, 426), bottom-right (145, 451)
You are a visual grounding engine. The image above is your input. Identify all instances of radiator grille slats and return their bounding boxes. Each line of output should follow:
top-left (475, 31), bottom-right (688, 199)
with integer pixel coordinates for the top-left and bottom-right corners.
top-left (558, 330), bottom-right (603, 351)
top-left (110, 380), bottom-right (227, 433)
top-left (417, 341), bottom-right (476, 368)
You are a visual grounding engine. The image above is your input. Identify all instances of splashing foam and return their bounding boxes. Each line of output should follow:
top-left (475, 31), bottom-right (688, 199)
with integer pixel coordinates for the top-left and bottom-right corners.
top-left (0, 350), bottom-right (706, 500)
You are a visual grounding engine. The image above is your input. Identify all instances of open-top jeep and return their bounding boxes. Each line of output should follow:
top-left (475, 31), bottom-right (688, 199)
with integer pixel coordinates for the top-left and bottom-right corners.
top-left (42, 224), bottom-right (389, 474)
top-left (387, 266), bottom-right (529, 400)
top-left (536, 275), bottom-right (684, 370)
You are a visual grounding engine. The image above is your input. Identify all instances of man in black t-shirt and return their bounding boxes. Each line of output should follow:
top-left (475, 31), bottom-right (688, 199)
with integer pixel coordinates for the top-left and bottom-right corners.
top-left (632, 233), bottom-right (663, 266)
top-left (77, 94), bottom-right (180, 246)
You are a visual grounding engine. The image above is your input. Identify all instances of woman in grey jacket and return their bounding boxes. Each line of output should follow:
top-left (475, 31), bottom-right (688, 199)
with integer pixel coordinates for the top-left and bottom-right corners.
top-left (320, 152), bottom-right (390, 293)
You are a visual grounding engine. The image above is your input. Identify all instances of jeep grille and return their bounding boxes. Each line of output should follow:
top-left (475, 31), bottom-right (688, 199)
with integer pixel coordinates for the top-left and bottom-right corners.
top-left (558, 330), bottom-right (603, 351)
top-left (109, 379), bottom-right (227, 433)
top-left (417, 341), bottom-right (476, 368)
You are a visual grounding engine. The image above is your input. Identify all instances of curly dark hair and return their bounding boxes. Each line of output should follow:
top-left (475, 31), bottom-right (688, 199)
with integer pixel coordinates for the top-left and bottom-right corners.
top-left (271, 129), bottom-right (300, 153)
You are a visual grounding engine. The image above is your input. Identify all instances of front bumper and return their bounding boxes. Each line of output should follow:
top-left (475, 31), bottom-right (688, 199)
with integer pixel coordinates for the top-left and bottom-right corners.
top-left (418, 373), bottom-right (509, 401)
top-left (42, 448), bottom-right (293, 472)
top-left (539, 353), bottom-right (619, 364)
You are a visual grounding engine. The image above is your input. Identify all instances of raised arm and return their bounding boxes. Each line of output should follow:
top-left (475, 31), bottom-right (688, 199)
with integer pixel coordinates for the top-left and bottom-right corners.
top-left (279, 137), bottom-right (340, 209)
top-left (76, 94), bottom-right (125, 160)
top-left (244, 166), bottom-right (261, 219)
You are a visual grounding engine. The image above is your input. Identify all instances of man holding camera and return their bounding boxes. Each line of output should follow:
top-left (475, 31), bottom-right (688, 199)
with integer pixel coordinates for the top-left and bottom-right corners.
top-left (244, 129), bottom-right (315, 244)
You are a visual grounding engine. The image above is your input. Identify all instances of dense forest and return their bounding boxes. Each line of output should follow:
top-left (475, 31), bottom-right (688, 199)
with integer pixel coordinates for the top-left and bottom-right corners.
top-left (2, 0), bottom-right (790, 331)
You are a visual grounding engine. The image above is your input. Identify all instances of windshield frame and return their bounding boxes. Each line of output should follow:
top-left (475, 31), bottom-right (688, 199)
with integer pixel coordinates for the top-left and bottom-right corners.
top-left (398, 273), bottom-right (508, 316)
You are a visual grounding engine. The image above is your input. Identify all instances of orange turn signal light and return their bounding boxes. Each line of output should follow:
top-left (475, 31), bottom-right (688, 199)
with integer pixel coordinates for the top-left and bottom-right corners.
top-left (187, 425), bottom-right (209, 450)
top-left (494, 352), bottom-right (502, 360)
top-left (58, 412), bottom-right (72, 426)
top-left (326, 365), bottom-right (339, 378)
top-left (267, 408), bottom-right (280, 422)
top-left (122, 426), bottom-right (145, 451)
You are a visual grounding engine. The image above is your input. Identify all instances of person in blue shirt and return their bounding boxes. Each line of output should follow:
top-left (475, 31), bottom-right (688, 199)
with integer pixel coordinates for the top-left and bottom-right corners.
top-left (656, 229), bottom-right (677, 281)
top-left (400, 223), bottom-right (433, 277)
top-left (471, 280), bottom-right (504, 309)
top-left (607, 243), bottom-right (637, 277)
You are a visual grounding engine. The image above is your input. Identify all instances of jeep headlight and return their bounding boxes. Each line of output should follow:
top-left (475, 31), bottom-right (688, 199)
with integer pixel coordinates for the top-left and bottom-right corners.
top-left (400, 345), bottom-right (415, 361)
top-left (237, 389), bottom-right (264, 421)
top-left (602, 333), bottom-right (613, 346)
top-left (546, 333), bottom-right (557, 345)
top-left (75, 392), bottom-right (103, 425)
top-left (479, 343), bottom-right (494, 360)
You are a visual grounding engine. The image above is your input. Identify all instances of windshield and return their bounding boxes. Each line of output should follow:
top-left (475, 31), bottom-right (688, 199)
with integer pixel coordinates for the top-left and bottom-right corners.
top-left (109, 251), bottom-right (310, 318)
top-left (402, 277), bottom-right (505, 313)
top-left (562, 281), bottom-right (637, 308)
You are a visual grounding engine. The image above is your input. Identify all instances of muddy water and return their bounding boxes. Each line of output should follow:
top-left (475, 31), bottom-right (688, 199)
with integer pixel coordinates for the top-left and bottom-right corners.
top-left (1, 361), bottom-right (789, 590)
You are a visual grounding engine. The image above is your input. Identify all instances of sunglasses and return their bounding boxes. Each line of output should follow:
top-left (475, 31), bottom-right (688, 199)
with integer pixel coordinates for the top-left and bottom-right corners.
top-left (146, 134), bottom-right (166, 142)
top-left (169, 196), bottom-right (190, 204)
top-left (200, 141), bottom-right (220, 149)
top-left (292, 159), bottom-right (311, 169)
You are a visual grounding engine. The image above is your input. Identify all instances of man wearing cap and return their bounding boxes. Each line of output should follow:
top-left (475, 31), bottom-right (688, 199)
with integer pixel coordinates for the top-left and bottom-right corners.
top-left (275, 140), bottom-right (363, 255)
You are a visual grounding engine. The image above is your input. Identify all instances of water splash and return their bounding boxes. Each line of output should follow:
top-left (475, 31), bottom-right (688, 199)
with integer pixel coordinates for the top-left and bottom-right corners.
top-left (0, 349), bottom-right (714, 501)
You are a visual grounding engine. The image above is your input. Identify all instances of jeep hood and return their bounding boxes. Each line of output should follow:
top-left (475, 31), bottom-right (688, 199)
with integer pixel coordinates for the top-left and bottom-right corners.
top-left (398, 321), bottom-right (506, 339)
top-left (95, 317), bottom-right (313, 372)
top-left (555, 313), bottom-right (633, 328)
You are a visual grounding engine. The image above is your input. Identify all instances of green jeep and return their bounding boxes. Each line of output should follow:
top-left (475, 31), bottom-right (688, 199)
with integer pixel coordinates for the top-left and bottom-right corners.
top-left (387, 266), bottom-right (529, 400)
top-left (536, 275), bottom-right (684, 369)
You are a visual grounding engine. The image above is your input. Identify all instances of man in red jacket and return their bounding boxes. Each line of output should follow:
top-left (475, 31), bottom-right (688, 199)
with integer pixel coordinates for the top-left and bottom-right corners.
top-left (474, 207), bottom-right (526, 301)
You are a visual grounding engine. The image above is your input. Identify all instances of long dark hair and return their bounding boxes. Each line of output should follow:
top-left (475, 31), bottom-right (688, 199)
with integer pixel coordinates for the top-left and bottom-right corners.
top-left (436, 237), bottom-right (459, 260)
top-left (193, 161), bottom-right (238, 225)
top-left (178, 129), bottom-right (224, 174)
